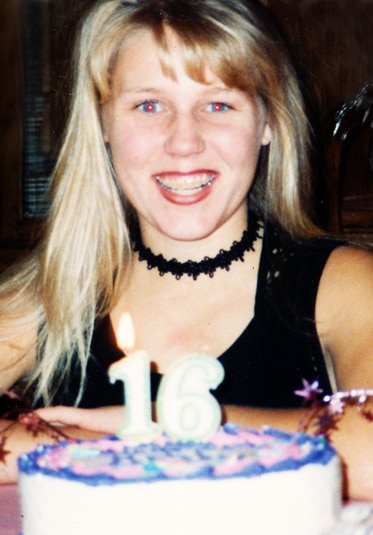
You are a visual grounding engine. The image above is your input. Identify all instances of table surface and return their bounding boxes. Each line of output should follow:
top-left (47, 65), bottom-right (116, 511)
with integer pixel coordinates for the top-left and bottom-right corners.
top-left (2, 482), bottom-right (373, 535)
top-left (0, 484), bottom-right (22, 535)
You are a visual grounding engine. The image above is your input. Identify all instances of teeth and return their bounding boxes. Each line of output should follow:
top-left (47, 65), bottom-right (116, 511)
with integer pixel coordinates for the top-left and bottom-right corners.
top-left (155, 173), bottom-right (216, 195)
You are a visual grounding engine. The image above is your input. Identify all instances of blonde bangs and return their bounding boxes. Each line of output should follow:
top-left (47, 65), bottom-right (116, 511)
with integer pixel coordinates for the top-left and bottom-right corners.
top-left (150, 21), bottom-right (256, 96)
top-left (88, 2), bottom-right (260, 105)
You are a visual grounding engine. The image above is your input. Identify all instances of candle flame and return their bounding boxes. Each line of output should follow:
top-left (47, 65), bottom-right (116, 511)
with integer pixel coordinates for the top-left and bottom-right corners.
top-left (117, 313), bottom-right (135, 352)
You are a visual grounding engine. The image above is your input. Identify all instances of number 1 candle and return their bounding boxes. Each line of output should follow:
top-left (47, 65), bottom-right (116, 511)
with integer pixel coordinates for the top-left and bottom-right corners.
top-left (108, 314), bottom-right (160, 438)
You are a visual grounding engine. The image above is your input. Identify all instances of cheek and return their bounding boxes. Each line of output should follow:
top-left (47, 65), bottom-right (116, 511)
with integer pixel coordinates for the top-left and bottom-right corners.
top-left (220, 126), bottom-right (263, 165)
top-left (110, 131), bottom-right (150, 169)
top-left (103, 111), bottom-right (146, 164)
top-left (109, 131), bottom-right (157, 201)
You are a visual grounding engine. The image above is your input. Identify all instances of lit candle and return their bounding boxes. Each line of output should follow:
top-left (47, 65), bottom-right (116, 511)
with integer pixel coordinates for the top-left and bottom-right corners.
top-left (109, 314), bottom-right (225, 441)
top-left (108, 314), bottom-right (160, 438)
top-left (157, 354), bottom-right (225, 441)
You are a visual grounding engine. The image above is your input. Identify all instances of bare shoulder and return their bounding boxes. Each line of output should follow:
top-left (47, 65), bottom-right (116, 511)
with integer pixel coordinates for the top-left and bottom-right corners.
top-left (319, 245), bottom-right (373, 304)
top-left (316, 244), bottom-right (373, 389)
top-left (324, 243), bottom-right (373, 276)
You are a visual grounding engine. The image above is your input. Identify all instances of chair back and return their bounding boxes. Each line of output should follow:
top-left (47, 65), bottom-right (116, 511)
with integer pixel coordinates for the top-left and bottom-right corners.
top-left (326, 82), bottom-right (373, 235)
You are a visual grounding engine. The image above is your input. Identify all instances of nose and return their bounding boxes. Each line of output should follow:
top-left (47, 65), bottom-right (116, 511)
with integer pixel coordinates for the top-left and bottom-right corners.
top-left (164, 113), bottom-right (205, 157)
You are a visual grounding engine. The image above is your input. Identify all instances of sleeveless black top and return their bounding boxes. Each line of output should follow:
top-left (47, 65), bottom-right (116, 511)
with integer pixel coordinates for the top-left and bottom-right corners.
top-left (56, 222), bottom-right (344, 409)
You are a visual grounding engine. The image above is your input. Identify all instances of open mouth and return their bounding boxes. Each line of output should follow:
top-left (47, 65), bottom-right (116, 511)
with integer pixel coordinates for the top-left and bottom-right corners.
top-left (155, 172), bottom-right (217, 196)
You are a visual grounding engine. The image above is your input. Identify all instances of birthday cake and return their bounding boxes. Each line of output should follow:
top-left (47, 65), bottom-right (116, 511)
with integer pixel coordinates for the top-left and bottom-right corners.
top-left (18, 424), bottom-right (342, 535)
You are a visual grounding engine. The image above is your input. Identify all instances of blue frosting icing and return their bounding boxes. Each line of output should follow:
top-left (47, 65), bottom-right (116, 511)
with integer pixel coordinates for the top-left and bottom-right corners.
top-left (18, 424), bottom-right (337, 486)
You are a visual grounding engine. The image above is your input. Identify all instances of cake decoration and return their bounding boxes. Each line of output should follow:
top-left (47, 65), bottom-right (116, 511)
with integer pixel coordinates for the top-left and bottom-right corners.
top-left (17, 424), bottom-right (336, 485)
top-left (295, 379), bottom-right (373, 438)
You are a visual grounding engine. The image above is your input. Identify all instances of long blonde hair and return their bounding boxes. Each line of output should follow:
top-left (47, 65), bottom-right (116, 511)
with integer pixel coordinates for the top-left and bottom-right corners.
top-left (0, 0), bottom-right (320, 405)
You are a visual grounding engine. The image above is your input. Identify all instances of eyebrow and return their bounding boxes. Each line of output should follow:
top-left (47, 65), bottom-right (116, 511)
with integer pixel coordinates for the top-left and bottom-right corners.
top-left (117, 84), bottom-right (235, 96)
top-left (120, 87), bottom-right (162, 93)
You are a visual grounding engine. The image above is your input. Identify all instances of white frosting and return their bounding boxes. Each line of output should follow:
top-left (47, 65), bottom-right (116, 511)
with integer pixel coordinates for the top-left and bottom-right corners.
top-left (19, 457), bottom-right (341, 535)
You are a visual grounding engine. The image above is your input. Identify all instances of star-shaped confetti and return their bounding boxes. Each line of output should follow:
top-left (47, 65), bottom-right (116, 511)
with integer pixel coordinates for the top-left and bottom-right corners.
top-left (295, 379), bottom-right (323, 404)
top-left (313, 411), bottom-right (339, 439)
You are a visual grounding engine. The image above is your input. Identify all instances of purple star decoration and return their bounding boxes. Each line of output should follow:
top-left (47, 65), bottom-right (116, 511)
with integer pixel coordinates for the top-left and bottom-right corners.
top-left (294, 379), bottom-right (323, 403)
top-left (295, 379), bottom-right (373, 437)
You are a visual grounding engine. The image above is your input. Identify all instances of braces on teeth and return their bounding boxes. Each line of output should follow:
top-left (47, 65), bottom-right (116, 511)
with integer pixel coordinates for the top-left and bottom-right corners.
top-left (155, 175), bottom-right (216, 193)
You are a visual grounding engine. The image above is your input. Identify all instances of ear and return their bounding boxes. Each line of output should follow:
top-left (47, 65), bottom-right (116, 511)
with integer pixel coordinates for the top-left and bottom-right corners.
top-left (261, 123), bottom-right (272, 146)
top-left (101, 105), bottom-right (110, 143)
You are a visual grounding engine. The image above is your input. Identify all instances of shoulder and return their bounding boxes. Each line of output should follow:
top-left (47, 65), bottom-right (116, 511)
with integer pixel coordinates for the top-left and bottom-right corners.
top-left (319, 244), bottom-right (373, 306)
top-left (324, 242), bottom-right (373, 272)
top-left (0, 324), bottom-right (37, 394)
top-left (0, 304), bottom-right (38, 394)
top-left (316, 244), bottom-right (373, 389)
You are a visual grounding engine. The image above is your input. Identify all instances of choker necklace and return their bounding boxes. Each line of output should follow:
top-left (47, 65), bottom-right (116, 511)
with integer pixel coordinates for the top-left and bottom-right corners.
top-left (133, 212), bottom-right (261, 280)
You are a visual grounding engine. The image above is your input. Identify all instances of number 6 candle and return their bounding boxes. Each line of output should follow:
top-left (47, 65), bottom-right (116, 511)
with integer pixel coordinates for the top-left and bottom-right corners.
top-left (157, 353), bottom-right (225, 441)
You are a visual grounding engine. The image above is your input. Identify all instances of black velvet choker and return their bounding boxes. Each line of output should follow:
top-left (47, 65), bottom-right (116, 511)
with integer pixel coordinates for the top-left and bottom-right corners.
top-left (133, 212), bottom-right (261, 280)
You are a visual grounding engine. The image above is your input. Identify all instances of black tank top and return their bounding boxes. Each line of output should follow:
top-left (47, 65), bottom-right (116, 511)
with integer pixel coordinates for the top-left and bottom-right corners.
top-left (56, 222), bottom-right (344, 409)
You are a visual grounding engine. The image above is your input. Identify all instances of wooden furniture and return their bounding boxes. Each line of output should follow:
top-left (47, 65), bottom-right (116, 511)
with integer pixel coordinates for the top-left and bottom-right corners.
top-left (326, 83), bottom-right (373, 240)
top-left (265, 0), bottom-right (373, 237)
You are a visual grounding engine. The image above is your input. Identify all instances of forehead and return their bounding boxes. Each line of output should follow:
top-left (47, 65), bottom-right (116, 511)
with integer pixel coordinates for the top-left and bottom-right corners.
top-left (110, 28), bottom-right (226, 93)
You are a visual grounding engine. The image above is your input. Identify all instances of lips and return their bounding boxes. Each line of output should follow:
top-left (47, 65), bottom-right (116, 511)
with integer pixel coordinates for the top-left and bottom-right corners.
top-left (154, 171), bottom-right (217, 196)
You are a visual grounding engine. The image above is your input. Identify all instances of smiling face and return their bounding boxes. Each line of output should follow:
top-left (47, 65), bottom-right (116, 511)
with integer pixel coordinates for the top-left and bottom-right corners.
top-left (102, 28), bottom-right (271, 249)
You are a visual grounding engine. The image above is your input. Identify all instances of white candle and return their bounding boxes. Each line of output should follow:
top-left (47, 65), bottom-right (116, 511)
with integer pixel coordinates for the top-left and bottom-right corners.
top-left (157, 354), bottom-right (225, 441)
top-left (108, 314), bottom-right (160, 438)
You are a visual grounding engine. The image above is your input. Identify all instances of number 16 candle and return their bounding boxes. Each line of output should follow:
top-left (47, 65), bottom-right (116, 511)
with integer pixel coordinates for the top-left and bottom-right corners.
top-left (109, 314), bottom-right (225, 441)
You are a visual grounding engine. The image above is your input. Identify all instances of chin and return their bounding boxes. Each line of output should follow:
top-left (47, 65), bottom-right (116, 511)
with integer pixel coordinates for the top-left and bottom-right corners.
top-left (161, 224), bottom-right (217, 243)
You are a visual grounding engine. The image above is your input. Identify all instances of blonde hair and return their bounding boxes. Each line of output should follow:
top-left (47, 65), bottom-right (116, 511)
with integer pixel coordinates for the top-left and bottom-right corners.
top-left (0, 0), bottom-right (320, 405)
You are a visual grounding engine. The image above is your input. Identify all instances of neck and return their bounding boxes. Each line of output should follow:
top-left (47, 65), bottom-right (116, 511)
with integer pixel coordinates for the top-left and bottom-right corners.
top-left (132, 211), bottom-right (262, 281)
top-left (135, 207), bottom-right (251, 262)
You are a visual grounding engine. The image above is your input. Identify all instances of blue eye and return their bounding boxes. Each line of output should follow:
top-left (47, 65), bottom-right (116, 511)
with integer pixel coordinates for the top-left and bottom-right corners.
top-left (206, 102), bottom-right (231, 112)
top-left (137, 100), bottom-right (161, 113)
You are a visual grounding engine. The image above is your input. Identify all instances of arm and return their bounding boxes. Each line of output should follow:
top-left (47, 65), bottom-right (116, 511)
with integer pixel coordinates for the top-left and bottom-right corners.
top-left (0, 327), bottom-right (108, 483)
top-left (0, 404), bottom-right (132, 483)
top-left (315, 245), bottom-right (373, 500)
top-left (0, 416), bottom-right (104, 483)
